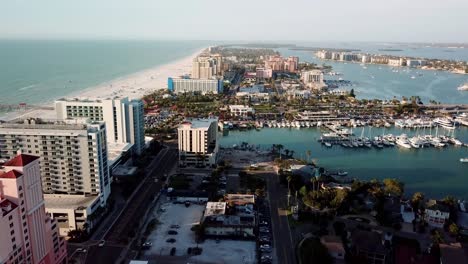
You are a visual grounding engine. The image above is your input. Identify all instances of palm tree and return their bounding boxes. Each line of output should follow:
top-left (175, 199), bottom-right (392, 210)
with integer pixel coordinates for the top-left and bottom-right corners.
top-left (284, 149), bottom-right (290, 157)
top-left (277, 144), bottom-right (284, 159)
top-left (306, 150), bottom-right (312, 163)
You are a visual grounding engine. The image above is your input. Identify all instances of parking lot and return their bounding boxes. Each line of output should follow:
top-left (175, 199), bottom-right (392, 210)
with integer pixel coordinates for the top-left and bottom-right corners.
top-left (142, 201), bottom-right (256, 264)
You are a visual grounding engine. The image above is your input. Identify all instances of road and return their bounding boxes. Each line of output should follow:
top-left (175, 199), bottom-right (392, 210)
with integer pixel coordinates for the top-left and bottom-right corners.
top-left (264, 171), bottom-right (296, 264)
top-left (69, 146), bottom-right (178, 264)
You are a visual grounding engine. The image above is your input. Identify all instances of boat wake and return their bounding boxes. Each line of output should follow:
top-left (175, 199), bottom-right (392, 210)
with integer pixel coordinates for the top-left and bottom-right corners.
top-left (18, 84), bottom-right (37, 91)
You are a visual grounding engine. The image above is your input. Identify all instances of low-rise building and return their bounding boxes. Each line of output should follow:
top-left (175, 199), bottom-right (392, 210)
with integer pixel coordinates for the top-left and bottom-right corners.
top-left (202, 199), bottom-right (256, 239)
top-left (350, 229), bottom-right (391, 264)
top-left (388, 58), bottom-right (404, 67)
top-left (320, 236), bottom-right (345, 262)
top-left (286, 89), bottom-right (311, 100)
top-left (228, 105), bottom-right (255, 117)
top-left (425, 199), bottom-right (450, 228)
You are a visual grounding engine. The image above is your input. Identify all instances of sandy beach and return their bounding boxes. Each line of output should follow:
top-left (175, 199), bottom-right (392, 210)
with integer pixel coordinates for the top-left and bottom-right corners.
top-left (0, 48), bottom-right (204, 121)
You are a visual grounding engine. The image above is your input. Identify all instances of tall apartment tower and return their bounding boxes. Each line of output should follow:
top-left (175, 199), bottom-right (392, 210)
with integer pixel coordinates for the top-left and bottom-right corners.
top-left (0, 119), bottom-right (110, 235)
top-left (192, 56), bottom-right (220, 79)
top-left (177, 118), bottom-right (219, 166)
top-left (0, 154), bottom-right (67, 264)
top-left (55, 97), bottom-right (145, 155)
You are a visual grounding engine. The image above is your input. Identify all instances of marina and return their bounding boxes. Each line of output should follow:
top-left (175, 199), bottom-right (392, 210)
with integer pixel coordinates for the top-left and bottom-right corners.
top-left (219, 126), bottom-right (468, 199)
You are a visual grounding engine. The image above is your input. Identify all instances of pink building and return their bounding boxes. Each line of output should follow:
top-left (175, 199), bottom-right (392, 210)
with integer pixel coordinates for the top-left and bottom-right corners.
top-left (256, 68), bottom-right (273, 79)
top-left (264, 55), bottom-right (299, 73)
top-left (0, 154), bottom-right (67, 264)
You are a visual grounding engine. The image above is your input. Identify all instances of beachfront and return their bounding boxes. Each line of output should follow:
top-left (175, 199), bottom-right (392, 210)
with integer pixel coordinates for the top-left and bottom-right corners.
top-left (0, 48), bottom-right (205, 121)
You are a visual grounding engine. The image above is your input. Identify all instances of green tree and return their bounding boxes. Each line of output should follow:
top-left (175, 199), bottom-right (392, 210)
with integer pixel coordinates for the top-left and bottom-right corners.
top-left (300, 238), bottom-right (333, 264)
top-left (383, 178), bottom-right (404, 196)
top-left (449, 223), bottom-right (459, 236)
top-left (411, 192), bottom-right (425, 210)
top-left (349, 88), bottom-right (356, 98)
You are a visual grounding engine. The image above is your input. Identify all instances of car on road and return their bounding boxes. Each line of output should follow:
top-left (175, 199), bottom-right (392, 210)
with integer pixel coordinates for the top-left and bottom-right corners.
top-left (168, 230), bottom-right (178, 235)
top-left (76, 248), bottom-right (87, 253)
top-left (166, 238), bottom-right (176, 243)
top-left (98, 240), bottom-right (106, 247)
top-left (185, 201), bottom-right (191, 207)
top-left (141, 242), bottom-right (152, 249)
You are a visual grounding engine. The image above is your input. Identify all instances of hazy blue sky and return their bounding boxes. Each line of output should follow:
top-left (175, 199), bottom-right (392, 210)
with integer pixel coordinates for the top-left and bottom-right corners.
top-left (1, 0), bottom-right (468, 42)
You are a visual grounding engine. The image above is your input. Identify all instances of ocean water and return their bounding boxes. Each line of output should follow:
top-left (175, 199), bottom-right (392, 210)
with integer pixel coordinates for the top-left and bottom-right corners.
top-left (0, 40), bottom-right (209, 105)
top-left (220, 127), bottom-right (468, 199)
top-left (278, 46), bottom-right (468, 104)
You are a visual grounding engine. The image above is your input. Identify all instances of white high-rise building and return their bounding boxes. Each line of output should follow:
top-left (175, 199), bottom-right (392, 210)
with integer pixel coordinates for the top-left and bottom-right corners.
top-left (177, 118), bottom-right (218, 167)
top-left (0, 119), bottom-right (110, 235)
top-left (55, 97), bottom-right (145, 155)
top-left (301, 70), bottom-right (324, 88)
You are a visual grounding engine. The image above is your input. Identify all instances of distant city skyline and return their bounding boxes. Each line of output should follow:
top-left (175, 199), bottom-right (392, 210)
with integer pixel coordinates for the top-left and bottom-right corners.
top-left (2, 0), bottom-right (468, 43)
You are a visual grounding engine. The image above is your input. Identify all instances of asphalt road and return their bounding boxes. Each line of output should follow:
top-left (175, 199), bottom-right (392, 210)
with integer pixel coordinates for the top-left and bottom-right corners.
top-left (73, 147), bottom-right (178, 264)
top-left (265, 171), bottom-right (296, 264)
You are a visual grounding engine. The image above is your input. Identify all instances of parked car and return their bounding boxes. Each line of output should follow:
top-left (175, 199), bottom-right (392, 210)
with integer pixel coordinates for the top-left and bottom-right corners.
top-left (76, 248), bottom-right (87, 253)
top-left (166, 238), bottom-right (176, 243)
top-left (170, 224), bottom-right (180, 229)
top-left (185, 201), bottom-right (191, 207)
top-left (168, 230), bottom-right (178, 235)
top-left (98, 240), bottom-right (105, 247)
top-left (260, 247), bottom-right (272, 253)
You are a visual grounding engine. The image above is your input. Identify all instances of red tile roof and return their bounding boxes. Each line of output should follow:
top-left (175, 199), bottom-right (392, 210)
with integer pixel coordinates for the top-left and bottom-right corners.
top-left (0, 170), bottom-right (23, 179)
top-left (3, 154), bottom-right (39, 167)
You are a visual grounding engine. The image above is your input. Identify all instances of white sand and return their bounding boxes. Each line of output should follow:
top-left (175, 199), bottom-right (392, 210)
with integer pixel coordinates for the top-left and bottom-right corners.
top-left (0, 48), bottom-right (204, 121)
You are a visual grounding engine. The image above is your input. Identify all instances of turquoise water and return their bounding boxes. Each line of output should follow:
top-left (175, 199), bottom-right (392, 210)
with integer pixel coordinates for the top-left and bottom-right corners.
top-left (220, 127), bottom-right (468, 199)
top-left (0, 40), bottom-right (209, 105)
top-left (278, 47), bottom-right (468, 104)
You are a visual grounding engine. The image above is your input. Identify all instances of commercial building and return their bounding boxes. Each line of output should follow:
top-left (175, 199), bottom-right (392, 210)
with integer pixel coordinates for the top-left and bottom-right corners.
top-left (55, 97), bottom-right (145, 155)
top-left (255, 67), bottom-right (273, 79)
top-left (406, 59), bottom-right (427, 67)
top-left (202, 195), bottom-right (256, 238)
top-left (301, 70), bottom-right (324, 88)
top-left (177, 118), bottom-right (219, 167)
top-left (168, 78), bottom-right (223, 94)
top-left (0, 154), bottom-right (67, 264)
top-left (425, 200), bottom-right (450, 228)
top-left (228, 105), bottom-right (255, 117)
top-left (0, 119), bottom-right (111, 235)
top-left (388, 58), bottom-right (404, 67)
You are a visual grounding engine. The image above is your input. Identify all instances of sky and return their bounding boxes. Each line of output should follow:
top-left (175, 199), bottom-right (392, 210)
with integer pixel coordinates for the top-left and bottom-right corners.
top-left (1, 0), bottom-right (468, 43)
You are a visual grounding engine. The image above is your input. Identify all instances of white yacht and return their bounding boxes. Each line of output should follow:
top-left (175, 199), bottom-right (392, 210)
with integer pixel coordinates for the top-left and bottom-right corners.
top-left (460, 158), bottom-right (468, 163)
top-left (457, 83), bottom-right (468, 91)
top-left (433, 118), bottom-right (455, 130)
top-left (396, 135), bottom-right (412, 149)
top-left (409, 137), bottom-right (422, 149)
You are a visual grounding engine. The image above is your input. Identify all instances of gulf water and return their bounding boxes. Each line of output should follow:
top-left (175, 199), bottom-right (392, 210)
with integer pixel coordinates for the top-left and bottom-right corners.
top-left (0, 39), bottom-right (209, 106)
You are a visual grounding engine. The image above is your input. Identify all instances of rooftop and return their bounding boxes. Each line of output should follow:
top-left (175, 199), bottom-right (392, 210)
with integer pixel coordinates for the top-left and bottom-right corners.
top-left (3, 154), bottom-right (39, 167)
top-left (0, 118), bottom-right (104, 131)
top-left (0, 198), bottom-right (18, 217)
top-left (426, 200), bottom-right (450, 212)
top-left (225, 194), bottom-right (255, 205)
top-left (205, 202), bottom-right (226, 216)
top-left (179, 118), bottom-right (218, 129)
top-left (0, 170), bottom-right (23, 179)
top-left (44, 194), bottom-right (100, 210)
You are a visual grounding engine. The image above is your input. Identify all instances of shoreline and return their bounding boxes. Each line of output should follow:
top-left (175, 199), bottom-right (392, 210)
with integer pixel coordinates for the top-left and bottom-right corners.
top-left (0, 47), bottom-right (205, 121)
